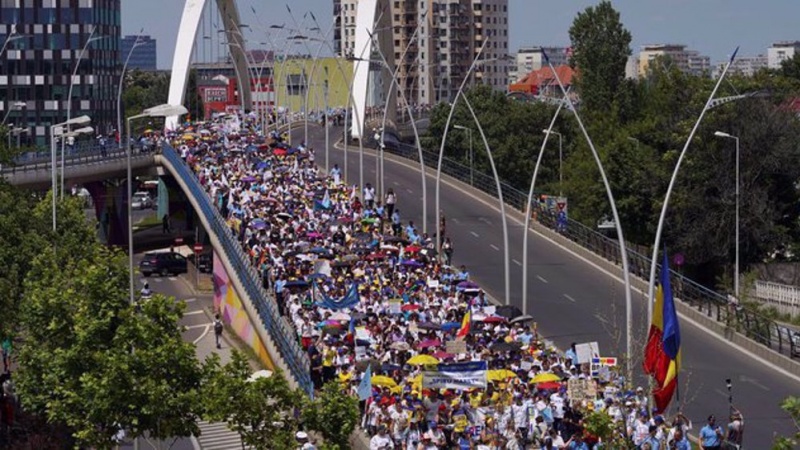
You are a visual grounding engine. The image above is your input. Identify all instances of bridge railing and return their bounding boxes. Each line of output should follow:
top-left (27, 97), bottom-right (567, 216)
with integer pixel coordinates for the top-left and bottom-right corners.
top-left (380, 140), bottom-right (799, 359)
top-left (160, 144), bottom-right (313, 393)
top-left (1, 144), bottom-right (133, 174)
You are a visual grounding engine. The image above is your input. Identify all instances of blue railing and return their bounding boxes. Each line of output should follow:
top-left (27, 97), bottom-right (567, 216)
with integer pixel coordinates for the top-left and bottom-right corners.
top-left (160, 144), bottom-right (314, 394)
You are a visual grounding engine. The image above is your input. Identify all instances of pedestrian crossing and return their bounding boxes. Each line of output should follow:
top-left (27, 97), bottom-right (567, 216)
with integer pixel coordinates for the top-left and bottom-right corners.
top-left (196, 421), bottom-right (253, 450)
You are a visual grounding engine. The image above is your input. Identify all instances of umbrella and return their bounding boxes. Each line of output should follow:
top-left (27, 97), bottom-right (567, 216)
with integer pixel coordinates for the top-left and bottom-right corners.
top-left (306, 232), bottom-right (324, 239)
top-left (530, 373), bottom-right (562, 384)
top-left (284, 279), bottom-right (309, 288)
top-left (509, 314), bottom-right (535, 324)
top-left (361, 217), bottom-right (378, 225)
top-left (400, 259), bottom-right (423, 268)
top-left (355, 359), bottom-right (381, 371)
top-left (342, 254), bottom-right (360, 262)
top-left (418, 338), bottom-right (441, 349)
top-left (380, 244), bottom-right (400, 252)
top-left (241, 175), bottom-right (257, 183)
top-left (401, 304), bottom-right (421, 312)
top-left (489, 341), bottom-right (521, 352)
top-left (432, 351), bottom-right (455, 360)
top-left (416, 322), bottom-right (441, 331)
top-left (383, 236), bottom-right (408, 244)
top-left (365, 252), bottom-right (387, 261)
top-left (247, 369), bottom-right (274, 382)
top-left (353, 232), bottom-right (372, 243)
top-left (404, 245), bottom-right (421, 253)
top-left (371, 375), bottom-right (398, 388)
top-left (481, 316), bottom-right (506, 324)
top-left (535, 381), bottom-right (563, 390)
top-left (329, 312), bottom-right (351, 322)
top-left (251, 219), bottom-right (268, 230)
top-left (317, 320), bottom-right (342, 328)
top-left (487, 369), bottom-right (518, 382)
top-left (309, 247), bottom-right (330, 254)
top-left (441, 322), bottom-right (462, 332)
top-left (273, 148), bottom-right (287, 156)
top-left (276, 212), bottom-right (292, 221)
top-left (407, 354), bottom-right (439, 366)
top-left (495, 305), bottom-right (523, 320)
top-left (390, 341), bottom-right (410, 351)
top-left (332, 260), bottom-right (353, 268)
top-left (456, 281), bottom-right (480, 290)
top-left (381, 364), bottom-right (403, 373)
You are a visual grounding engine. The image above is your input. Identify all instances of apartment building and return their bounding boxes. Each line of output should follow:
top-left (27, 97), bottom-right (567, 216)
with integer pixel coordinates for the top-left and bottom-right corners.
top-left (638, 44), bottom-right (711, 77)
top-left (767, 41), bottom-right (800, 69)
top-left (514, 46), bottom-right (570, 82)
top-left (334, 0), bottom-right (509, 106)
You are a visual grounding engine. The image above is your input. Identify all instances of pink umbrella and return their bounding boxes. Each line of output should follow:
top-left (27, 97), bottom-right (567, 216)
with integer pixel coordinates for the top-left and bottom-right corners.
top-left (432, 351), bottom-right (455, 360)
top-left (418, 339), bottom-right (441, 349)
top-left (401, 304), bottom-right (421, 312)
top-left (482, 316), bottom-right (506, 324)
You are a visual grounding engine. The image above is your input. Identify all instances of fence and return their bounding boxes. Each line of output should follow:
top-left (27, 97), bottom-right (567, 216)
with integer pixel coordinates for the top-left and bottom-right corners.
top-left (377, 139), bottom-right (800, 359)
top-left (160, 144), bottom-right (314, 394)
top-left (754, 281), bottom-right (800, 317)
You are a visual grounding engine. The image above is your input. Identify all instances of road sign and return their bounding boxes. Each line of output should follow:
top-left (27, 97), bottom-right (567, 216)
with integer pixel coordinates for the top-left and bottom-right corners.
top-left (174, 237), bottom-right (184, 245)
top-left (193, 243), bottom-right (203, 253)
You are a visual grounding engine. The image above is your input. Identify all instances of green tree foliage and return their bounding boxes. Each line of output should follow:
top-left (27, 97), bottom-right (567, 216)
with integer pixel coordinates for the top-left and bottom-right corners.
top-left (568, 1), bottom-right (632, 114)
top-left (302, 382), bottom-right (360, 450)
top-left (773, 396), bottom-right (800, 449)
top-left (122, 69), bottom-right (205, 130)
top-left (202, 351), bottom-right (305, 450)
top-left (16, 198), bottom-right (203, 448)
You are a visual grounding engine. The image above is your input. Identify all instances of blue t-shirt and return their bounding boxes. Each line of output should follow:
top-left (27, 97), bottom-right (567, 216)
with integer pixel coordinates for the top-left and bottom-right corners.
top-left (700, 424), bottom-right (722, 447)
top-left (567, 441), bottom-right (589, 450)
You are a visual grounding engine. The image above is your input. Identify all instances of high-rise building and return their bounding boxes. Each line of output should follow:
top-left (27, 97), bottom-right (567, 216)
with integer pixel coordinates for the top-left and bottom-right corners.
top-left (637, 44), bottom-right (711, 77)
top-left (767, 41), bottom-right (800, 69)
top-left (121, 35), bottom-right (157, 71)
top-left (1, 0), bottom-right (121, 146)
top-left (713, 54), bottom-right (768, 78)
top-left (335, 0), bottom-right (509, 106)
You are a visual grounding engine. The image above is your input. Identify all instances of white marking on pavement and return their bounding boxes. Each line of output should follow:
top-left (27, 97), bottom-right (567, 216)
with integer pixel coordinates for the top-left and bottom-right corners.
top-left (393, 181), bottom-right (400, 186)
top-left (452, 218), bottom-right (461, 224)
top-left (169, 277), bottom-right (178, 281)
top-left (182, 298), bottom-right (197, 303)
top-left (193, 324), bottom-right (211, 345)
top-left (512, 259), bottom-right (522, 266)
top-left (405, 188), bottom-right (413, 193)
top-left (563, 294), bottom-right (576, 303)
top-left (152, 278), bottom-right (163, 283)
top-left (594, 314), bottom-right (609, 324)
top-left (185, 310), bottom-right (205, 316)
top-left (478, 217), bottom-right (492, 225)
top-left (470, 231), bottom-right (480, 237)
top-left (536, 275), bottom-right (548, 283)
top-left (186, 323), bottom-right (212, 330)
top-left (740, 375), bottom-right (770, 391)
top-left (490, 244), bottom-right (500, 251)
top-left (714, 388), bottom-right (729, 399)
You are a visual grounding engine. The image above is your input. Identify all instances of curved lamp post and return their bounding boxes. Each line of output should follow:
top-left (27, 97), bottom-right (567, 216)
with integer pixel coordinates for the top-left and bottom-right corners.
top-left (543, 52), bottom-right (634, 381)
top-left (714, 131), bottom-right (740, 301)
top-left (117, 30), bottom-right (144, 149)
top-left (522, 97), bottom-right (567, 316)
top-left (646, 48), bottom-right (740, 325)
top-left (50, 115), bottom-right (91, 230)
top-left (62, 26), bottom-right (106, 198)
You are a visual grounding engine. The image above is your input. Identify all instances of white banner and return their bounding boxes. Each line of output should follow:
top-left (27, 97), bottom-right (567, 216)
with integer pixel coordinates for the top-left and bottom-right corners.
top-left (422, 362), bottom-right (488, 390)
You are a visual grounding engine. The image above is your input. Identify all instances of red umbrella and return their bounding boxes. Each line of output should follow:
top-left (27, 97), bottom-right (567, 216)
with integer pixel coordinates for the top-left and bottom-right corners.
top-left (535, 381), bottom-right (563, 390)
top-left (401, 304), bottom-right (421, 312)
top-left (482, 316), bottom-right (507, 324)
top-left (273, 148), bottom-right (287, 156)
top-left (365, 252), bottom-right (387, 261)
top-left (418, 339), bottom-right (441, 349)
top-left (404, 245), bottom-right (421, 253)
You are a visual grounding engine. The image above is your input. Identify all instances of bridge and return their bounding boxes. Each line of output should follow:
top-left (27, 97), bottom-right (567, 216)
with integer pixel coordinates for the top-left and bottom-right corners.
top-left (4, 123), bottom-right (800, 446)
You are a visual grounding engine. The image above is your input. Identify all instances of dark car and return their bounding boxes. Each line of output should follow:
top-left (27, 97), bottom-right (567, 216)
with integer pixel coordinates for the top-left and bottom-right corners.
top-left (196, 253), bottom-right (212, 273)
top-left (139, 252), bottom-right (188, 277)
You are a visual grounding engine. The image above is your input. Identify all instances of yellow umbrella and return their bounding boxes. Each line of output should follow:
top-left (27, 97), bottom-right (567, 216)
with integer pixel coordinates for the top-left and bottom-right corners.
top-left (487, 369), bottom-right (518, 382)
top-left (530, 372), bottom-right (561, 384)
top-left (407, 354), bottom-right (439, 366)
top-left (371, 375), bottom-right (398, 388)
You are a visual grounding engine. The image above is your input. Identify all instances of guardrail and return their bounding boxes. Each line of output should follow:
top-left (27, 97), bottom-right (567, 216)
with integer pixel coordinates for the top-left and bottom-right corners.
top-left (160, 144), bottom-right (314, 394)
top-left (377, 139), bottom-right (799, 359)
top-left (1, 146), bottom-right (133, 175)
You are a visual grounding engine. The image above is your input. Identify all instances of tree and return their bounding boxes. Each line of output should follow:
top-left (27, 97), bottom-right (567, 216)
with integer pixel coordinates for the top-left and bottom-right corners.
top-left (302, 382), bottom-right (360, 450)
top-left (773, 396), bottom-right (800, 449)
top-left (17, 210), bottom-right (203, 449)
top-left (568, 1), bottom-right (632, 114)
top-left (203, 351), bottom-right (305, 450)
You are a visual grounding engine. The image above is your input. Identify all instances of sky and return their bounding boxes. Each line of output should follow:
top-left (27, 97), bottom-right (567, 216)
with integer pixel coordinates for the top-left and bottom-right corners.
top-left (121, 0), bottom-right (800, 70)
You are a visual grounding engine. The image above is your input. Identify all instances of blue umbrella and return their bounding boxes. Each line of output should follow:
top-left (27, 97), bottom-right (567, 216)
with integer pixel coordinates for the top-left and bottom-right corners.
top-left (284, 279), bottom-right (309, 288)
top-left (400, 259), bottom-right (423, 268)
top-left (251, 219), bottom-right (267, 230)
top-left (309, 247), bottom-right (329, 254)
top-left (441, 322), bottom-right (461, 331)
top-left (257, 161), bottom-right (269, 170)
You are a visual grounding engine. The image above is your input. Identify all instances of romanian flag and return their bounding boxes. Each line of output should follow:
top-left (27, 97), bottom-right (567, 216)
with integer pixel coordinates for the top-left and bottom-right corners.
top-left (456, 306), bottom-right (471, 340)
top-left (644, 250), bottom-right (682, 412)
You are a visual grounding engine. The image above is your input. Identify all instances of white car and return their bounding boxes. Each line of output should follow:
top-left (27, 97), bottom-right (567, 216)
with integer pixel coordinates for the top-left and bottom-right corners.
top-left (131, 192), bottom-right (153, 210)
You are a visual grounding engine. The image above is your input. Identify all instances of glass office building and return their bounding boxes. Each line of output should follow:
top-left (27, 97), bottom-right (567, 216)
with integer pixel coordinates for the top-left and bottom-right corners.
top-left (0, 0), bottom-right (121, 147)
top-left (121, 34), bottom-right (156, 71)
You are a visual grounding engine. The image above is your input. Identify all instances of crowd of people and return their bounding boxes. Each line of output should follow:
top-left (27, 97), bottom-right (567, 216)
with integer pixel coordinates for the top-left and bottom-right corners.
top-left (166, 113), bottom-right (744, 449)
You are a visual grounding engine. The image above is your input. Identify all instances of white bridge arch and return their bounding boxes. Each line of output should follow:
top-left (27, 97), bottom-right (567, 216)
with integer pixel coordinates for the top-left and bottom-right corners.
top-left (166, 0), bottom-right (386, 139)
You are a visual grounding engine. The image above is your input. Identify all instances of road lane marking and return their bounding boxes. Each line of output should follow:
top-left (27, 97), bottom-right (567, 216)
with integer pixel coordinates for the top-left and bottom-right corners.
top-left (536, 275), bottom-right (548, 283)
top-left (193, 324), bottom-right (211, 345)
top-left (393, 181), bottom-right (400, 186)
top-left (563, 294), bottom-right (576, 303)
top-left (452, 218), bottom-right (461, 224)
top-left (489, 244), bottom-right (500, 251)
top-left (185, 310), bottom-right (205, 316)
top-left (152, 278), bottom-right (163, 283)
top-left (478, 217), bottom-right (492, 225)
top-left (470, 231), bottom-right (479, 237)
top-left (594, 314), bottom-right (609, 324)
top-left (182, 298), bottom-right (197, 303)
top-left (169, 277), bottom-right (178, 281)
top-left (406, 188), bottom-right (413, 193)
top-left (512, 259), bottom-right (522, 266)
top-left (740, 375), bottom-right (770, 391)
top-left (185, 323), bottom-right (212, 330)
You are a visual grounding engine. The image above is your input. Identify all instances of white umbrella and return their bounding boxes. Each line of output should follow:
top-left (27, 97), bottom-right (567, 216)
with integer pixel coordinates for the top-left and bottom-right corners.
top-left (329, 312), bottom-right (351, 322)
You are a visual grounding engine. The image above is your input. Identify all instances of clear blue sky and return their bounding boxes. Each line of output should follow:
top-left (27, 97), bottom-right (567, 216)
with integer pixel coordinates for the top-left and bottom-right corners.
top-left (122, 0), bottom-right (800, 70)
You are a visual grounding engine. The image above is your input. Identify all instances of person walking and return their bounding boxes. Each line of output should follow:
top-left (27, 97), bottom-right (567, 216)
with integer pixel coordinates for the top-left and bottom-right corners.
top-left (213, 314), bottom-right (224, 349)
top-left (699, 415), bottom-right (724, 450)
top-left (384, 188), bottom-right (396, 220)
top-left (442, 237), bottom-right (454, 266)
top-left (162, 214), bottom-right (171, 234)
top-left (363, 183), bottom-right (376, 209)
top-left (1, 337), bottom-right (11, 372)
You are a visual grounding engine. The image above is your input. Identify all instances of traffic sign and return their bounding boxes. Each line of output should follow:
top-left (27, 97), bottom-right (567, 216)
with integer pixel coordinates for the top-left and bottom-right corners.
top-left (174, 237), bottom-right (184, 245)
top-left (193, 243), bottom-right (203, 253)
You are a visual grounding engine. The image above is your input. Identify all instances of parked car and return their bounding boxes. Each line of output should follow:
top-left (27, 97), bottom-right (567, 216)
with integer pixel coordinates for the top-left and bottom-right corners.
top-left (131, 191), bottom-right (153, 210)
top-left (139, 252), bottom-right (187, 277)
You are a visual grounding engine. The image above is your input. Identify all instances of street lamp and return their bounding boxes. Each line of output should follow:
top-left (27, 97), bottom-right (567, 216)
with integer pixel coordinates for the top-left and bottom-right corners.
top-left (715, 131), bottom-right (740, 300)
top-left (541, 129), bottom-right (563, 196)
top-left (63, 27), bottom-right (106, 198)
top-left (454, 125), bottom-right (474, 186)
top-left (117, 30), bottom-right (144, 149)
top-left (50, 118), bottom-right (92, 231)
top-left (0, 26), bottom-right (27, 58)
top-left (126, 104), bottom-right (188, 306)
top-left (2, 101), bottom-right (26, 125)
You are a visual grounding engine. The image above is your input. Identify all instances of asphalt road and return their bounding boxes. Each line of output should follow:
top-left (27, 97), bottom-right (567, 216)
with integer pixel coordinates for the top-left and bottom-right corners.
top-left (296, 124), bottom-right (800, 447)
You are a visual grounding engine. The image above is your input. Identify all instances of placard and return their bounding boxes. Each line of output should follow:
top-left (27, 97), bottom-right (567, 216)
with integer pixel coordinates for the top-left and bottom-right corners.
top-left (575, 342), bottom-right (600, 364)
top-left (446, 340), bottom-right (467, 355)
top-left (423, 362), bottom-right (488, 390)
top-left (388, 299), bottom-right (402, 315)
top-left (520, 361), bottom-right (533, 372)
top-left (567, 378), bottom-right (597, 407)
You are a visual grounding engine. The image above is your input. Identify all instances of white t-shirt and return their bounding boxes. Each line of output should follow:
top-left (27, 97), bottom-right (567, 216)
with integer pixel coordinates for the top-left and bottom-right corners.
top-left (369, 433), bottom-right (394, 450)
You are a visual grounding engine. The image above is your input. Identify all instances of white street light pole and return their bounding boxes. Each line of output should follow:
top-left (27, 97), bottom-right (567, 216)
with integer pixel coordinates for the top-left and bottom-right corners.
top-left (118, 31), bottom-right (144, 149)
top-left (715, 131), bottom-right (740, 300)
top-left (646, 48), bottom-right (739, 327)
top-left (63, 26), bottom-right (105, 198)
top-left (542, 129), bottom-right (563, 196)
top-left (0, 25), bottom-right (26, 58)
top-left (454, 125), bottom-right (473, 186)
top-left (2, 101), bottom-right (26, 125)
top-left (50, 115), bottom-right (91, 231)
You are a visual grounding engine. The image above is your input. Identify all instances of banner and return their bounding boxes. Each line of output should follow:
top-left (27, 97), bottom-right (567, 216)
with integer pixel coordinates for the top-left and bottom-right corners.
top-left (422, 361), bottom-right (487, 390)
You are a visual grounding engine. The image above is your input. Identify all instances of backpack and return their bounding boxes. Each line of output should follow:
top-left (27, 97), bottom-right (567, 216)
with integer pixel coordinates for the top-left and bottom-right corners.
top-left (214, 320), bottom-right (223, 335)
